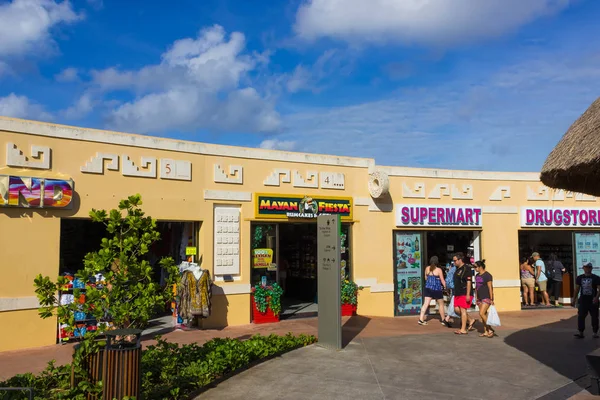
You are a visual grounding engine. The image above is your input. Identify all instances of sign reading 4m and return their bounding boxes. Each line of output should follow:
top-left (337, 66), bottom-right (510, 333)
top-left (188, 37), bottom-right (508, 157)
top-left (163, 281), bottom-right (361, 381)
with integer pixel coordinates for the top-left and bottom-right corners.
top-left (255, 193), bottom-right (352, 220)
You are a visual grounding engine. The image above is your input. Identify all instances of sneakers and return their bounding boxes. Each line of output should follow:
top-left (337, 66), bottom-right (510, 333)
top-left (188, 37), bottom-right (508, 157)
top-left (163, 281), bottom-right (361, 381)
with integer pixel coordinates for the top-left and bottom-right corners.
top-left (418, 320), bottom-right (428, 326)
top-left (574, 332), bottom-right (584, 339)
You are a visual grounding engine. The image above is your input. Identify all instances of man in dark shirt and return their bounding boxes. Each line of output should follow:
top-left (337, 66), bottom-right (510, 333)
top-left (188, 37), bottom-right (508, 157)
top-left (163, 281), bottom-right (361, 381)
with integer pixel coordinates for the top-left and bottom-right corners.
top-left (574, 263), bottom-right (600, 339)
top-left (452, 252), bottom-right (475, 335)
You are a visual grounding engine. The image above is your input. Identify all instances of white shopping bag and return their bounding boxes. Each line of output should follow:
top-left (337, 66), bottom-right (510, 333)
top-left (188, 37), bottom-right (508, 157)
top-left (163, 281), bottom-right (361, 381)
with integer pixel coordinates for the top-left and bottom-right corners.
top-left (447, 296), bottom-right (459, 318)
top-left (487, 305), bottom-right (501, 327)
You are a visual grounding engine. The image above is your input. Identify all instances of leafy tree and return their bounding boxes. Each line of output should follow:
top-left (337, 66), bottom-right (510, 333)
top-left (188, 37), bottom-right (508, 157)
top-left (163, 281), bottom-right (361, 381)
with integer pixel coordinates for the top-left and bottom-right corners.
top-left (33, 194), bottom-right (180, 397)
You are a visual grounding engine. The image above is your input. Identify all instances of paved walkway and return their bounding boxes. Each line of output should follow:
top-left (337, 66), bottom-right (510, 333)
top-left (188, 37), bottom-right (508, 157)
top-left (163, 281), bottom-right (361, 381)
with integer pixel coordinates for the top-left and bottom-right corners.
top-left (1, 308), bottom-right (599, 399)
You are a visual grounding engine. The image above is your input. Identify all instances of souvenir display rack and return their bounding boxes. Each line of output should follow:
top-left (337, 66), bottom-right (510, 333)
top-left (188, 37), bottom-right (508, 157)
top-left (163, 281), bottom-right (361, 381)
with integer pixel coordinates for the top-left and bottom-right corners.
top-left (57, 273), bottom-right (111, 344)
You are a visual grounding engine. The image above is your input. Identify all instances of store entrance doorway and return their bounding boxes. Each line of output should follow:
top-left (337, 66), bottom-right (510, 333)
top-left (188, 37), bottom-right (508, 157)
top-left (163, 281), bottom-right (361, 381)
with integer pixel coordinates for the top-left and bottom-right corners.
top-left (518, 230), bottom-right (574, 308)
top-left (251, 222), bottom-right (351, 320)
top-left (394, 229), bottom-right (480, 317)
top-left (279, 223), bottom-right (318, 317)
top-left (425, 231), bottom-right (478, 267)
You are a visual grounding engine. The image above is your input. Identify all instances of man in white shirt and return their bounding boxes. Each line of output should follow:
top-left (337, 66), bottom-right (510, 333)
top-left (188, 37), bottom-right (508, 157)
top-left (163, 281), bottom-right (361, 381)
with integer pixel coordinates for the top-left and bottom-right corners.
top-left (533, 252), bottom-right (551, 306)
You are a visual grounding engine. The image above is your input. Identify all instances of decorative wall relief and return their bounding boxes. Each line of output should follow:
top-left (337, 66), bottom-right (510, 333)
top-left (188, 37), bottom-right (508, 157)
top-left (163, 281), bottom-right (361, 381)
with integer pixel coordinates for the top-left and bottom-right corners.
top-left (402, 182), bottom-right (426, 198)
top-left (214, 206), bottom-right (241, 275)
top-left (293, 170), bottom-right (318, 188)
top-left (320, 172), bottom-right (345, 190)
top-left (80, 153), bottom-right (119, 174)
top-left (451, 184), bottom-right (474, 200)
top-left (6, 143), bottom-right (51, 170)
top-left (263, 168), bottom-right (291, 186)
top-left (526, 186), bottom-right (550, 201)
top-left (161, 159), bottom-right (192, 181)
top-left (489, 186), bottom-right (511, 201)
top-left (214, 164), bottom-right (243, 184)
top-left (428, 184), bottom-right (450, 199)
top-left (0, 175), bottom-right (73, 208)
top-left (368, 171), bottom-right (389, 198)
top-left (122, 155), bottom-right (157, 178)
top-left (262, 168), bottom-right (346, 190)
top-left (576, 193), bottom-right (597, 202)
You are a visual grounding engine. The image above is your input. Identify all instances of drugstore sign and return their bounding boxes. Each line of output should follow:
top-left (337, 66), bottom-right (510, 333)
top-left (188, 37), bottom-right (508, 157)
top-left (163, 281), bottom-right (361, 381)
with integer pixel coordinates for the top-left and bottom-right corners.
top-left (0, 175), bottom-right (74, 209)
top-left (521, 207), bottom-right (600, 228)
top-left (255, 193), bottom-right (352, 220)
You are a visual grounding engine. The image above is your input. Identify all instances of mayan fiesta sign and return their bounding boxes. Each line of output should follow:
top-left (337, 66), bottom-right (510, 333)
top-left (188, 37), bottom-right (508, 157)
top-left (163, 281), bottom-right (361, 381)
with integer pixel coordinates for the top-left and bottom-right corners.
top-left (255, 194), bottom-right (352, 220)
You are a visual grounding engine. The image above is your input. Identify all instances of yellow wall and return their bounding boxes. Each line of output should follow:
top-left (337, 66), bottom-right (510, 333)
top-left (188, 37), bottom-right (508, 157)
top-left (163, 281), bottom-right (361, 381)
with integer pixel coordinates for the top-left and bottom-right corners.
top-left (2, 117), bottom-right (600, 352)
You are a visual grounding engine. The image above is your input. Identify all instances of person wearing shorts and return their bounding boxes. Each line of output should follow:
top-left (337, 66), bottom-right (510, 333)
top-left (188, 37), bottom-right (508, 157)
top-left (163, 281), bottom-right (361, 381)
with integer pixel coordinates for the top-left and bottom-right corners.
top-left (453, 252), bottom-right (475, 335)
top-left (533, 252), bottom-right (550, 306)
top-left (520, 257), bottom-right (535, 306)
top-left (475, 260), bottom-right (495, 338)
top-left (418, 256), bottom-right (450, 327)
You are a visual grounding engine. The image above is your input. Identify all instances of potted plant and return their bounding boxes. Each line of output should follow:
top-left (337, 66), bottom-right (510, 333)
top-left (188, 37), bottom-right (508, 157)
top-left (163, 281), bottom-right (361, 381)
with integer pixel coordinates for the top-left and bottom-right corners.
top-left (341, 279), bottom-right (363, 316)
top-left (251, 282), bottom-right (283, 324)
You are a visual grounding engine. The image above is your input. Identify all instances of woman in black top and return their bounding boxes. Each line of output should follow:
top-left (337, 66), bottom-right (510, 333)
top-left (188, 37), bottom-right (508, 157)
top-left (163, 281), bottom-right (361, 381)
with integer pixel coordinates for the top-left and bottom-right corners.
top-left (474, 260), bottom-right (495, 338)
top-left (547, 253), bottom-right (566, 307)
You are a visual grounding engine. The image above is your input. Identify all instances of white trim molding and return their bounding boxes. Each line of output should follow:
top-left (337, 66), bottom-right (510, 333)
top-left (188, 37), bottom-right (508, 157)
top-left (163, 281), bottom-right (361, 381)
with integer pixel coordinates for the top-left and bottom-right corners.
top-left (494, 280), bottom-right (521, 288)
top-left (379, 166), bottom-right (539, 182)
top-left (353, 197), bottom-right (393, 212)
top-left (0, 296), bottom-right (40, 312)
top-left (204, 190), bottom-right (252, 202)
top-left (211, 283), bottom-right (251, 295)
top-left (355, 278), bottom-right (394, 293)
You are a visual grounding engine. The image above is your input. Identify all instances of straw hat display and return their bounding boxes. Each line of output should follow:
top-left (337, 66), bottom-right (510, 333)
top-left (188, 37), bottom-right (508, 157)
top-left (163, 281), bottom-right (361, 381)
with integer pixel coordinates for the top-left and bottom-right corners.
top-left (541, 97), bottom-right (600, 196)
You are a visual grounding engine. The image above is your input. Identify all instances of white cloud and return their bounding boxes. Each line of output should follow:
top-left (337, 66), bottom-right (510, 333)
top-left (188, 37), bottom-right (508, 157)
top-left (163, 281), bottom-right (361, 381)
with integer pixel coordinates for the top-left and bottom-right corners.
top-left (294, 0), bottom-right (571, 46)
top-left (55, 67), bottom-right (80, 82)
top-left (0, 0), bottom-right (82, 57)
top-left (0, 93), bottom-right (53, 120)
top-left (259, 139), bottom-right (297, 151)
top-left (61, 92), bottom-right (94, 120)
top-left (93, 25), bottom-right (280, 134)
top-left (270, 46), bottom-right (600, 172)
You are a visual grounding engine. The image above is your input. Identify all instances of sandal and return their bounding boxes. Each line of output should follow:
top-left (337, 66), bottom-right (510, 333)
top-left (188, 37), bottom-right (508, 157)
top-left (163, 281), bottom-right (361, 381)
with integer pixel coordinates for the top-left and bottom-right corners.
top-left (468, 321), bottom-right (476, 331)
top-left (479, 333), bottom-right (488, 337)
top-left (454, 330), bottom-right (468, 335)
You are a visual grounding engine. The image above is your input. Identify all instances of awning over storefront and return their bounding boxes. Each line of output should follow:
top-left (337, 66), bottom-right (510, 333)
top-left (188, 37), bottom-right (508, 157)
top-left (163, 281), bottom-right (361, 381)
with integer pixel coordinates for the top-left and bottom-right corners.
top-left (541, 96), bottom-right (600, 196)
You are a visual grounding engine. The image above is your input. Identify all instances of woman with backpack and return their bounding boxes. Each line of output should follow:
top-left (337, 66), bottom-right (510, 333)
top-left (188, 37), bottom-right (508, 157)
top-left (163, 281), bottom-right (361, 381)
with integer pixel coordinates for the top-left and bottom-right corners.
top-left (547, 253), bottom-right (566, 307)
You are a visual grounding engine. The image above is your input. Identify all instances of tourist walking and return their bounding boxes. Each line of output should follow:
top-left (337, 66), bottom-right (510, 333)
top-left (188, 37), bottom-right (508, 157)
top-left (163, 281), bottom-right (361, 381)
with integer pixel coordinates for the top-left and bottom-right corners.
top-left (453, 252), bottom-right (476, 335)
top-left (547, 253), bottom-right (566, 307)
top-left (574, 263), bottom-right (600, 339)
top-left (418, 256), bottom-right (450, 327)
top-left (520, 257), bottom-right (536, 307)
top-left (533, 252), bottom-right (551, 306)
top-left (475, 260), bottom-right (495, 338)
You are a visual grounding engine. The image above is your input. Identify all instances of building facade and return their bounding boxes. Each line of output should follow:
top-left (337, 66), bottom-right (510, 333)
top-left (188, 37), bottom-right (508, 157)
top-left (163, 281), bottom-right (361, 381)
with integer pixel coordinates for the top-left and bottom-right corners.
top-left (1, 116), bottom-right (600, 352)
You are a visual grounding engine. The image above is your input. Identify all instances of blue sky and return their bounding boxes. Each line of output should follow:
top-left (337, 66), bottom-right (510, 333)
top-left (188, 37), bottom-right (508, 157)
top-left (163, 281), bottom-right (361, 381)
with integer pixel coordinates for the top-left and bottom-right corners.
top-left (1, 0), bottom-right (599, 172)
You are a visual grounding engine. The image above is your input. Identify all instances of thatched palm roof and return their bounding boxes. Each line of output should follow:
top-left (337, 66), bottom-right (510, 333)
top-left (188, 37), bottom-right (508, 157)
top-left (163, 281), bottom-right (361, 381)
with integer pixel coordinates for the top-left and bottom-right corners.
top-left (541, 97), bottom-right (600, 196)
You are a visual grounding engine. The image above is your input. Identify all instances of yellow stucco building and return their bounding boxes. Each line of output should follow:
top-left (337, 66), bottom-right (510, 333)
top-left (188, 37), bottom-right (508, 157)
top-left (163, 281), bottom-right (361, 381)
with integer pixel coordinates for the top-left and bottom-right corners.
top-left (1, 116), bottom-right (599, 352)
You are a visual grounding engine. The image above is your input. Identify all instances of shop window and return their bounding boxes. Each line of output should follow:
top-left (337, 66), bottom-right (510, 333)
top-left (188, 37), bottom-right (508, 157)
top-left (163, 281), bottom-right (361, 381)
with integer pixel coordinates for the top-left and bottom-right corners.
top-left (251, 224), bottom-right (277, 287)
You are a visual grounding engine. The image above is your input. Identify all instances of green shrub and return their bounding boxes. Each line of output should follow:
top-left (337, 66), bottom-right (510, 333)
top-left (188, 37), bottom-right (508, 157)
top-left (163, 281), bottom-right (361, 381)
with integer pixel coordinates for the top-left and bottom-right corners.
top-left (0, 333), bottom-right (316, 400)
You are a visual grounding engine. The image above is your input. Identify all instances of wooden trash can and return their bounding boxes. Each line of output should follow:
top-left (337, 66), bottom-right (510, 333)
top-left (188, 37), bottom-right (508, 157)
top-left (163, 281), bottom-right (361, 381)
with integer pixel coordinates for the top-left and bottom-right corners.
top-left (72, 329), bottom-right (143, 400)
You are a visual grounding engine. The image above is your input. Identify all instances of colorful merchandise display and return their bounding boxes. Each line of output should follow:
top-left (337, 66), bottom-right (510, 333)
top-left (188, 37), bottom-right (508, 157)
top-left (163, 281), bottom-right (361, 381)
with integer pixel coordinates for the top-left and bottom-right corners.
top-left (57, 273), bottom-right (109, 343)
top-left (394, 232), bottom-right (423, 316)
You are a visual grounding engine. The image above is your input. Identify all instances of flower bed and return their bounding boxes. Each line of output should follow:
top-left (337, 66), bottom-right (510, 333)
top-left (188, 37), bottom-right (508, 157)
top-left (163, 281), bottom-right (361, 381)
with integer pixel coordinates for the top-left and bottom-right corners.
top-left (0, 333), bottom-right (316, 400)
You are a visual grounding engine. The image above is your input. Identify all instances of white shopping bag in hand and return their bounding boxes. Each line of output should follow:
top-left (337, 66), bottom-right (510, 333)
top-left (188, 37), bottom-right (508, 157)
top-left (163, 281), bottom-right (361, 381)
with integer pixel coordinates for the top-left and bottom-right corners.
top-left (447, 296), bottom-right (459, 318)
top-left (487, 305), bottom-right (501, 327)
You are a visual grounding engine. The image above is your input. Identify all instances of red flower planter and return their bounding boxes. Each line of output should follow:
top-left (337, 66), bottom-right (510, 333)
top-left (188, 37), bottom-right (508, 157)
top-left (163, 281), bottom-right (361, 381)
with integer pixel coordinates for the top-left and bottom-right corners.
top-left (341, 303), bottom-right (357, 316)
top-left (251, 298), bottom-right (280, 324)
